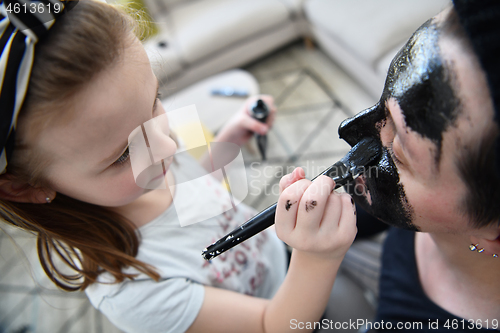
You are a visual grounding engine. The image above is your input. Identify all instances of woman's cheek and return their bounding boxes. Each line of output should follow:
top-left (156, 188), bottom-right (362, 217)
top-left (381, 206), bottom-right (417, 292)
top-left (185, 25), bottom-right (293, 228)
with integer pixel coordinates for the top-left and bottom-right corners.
top-left (402, 179), bottom-right (456, 232)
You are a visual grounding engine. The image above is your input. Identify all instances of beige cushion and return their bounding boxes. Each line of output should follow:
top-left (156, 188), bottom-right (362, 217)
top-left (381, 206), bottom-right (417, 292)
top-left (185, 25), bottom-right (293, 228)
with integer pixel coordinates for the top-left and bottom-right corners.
top-left (161, 0), bottom-right (186, 8)
top-left (305, 0), bottom-right (451, 65)
top-left (276, 0), bottom-right (307, 16)
top-left (161, 69), bottom-right (259, 132)
top-left (171, 0), bottom-right (291, 63)
top-left (143, 24), bottom-right (184, 78)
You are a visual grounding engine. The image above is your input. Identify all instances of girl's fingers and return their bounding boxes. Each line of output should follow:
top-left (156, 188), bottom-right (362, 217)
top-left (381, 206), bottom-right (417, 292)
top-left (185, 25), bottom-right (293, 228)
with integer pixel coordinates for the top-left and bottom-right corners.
top-left (265, 111), bottom-right (276, 127)
top-left (337, 193), bottom-right (358, 240)
top-left (240, 113), bottom-right (268, 135)
top-left (278, 175), bottom-right (293, 196)
top-left (248, 95), bottom-right (277, 127)
top-left (296, 175), bottom-right (335, 232)
top-left (257, 95), bottom-right (276, 114)
top-left (318, 191), bottom-right (344, 235)
top-left (278, 167), bottom-right (305, 194)
top-left (275, 178), bottom-right (312, 238)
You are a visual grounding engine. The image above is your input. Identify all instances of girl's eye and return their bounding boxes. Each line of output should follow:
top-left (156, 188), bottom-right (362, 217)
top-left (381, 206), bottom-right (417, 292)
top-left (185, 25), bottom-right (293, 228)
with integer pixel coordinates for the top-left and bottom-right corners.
top-left (388, 142), bottom-right (403, 166)
top-left (111, 92), bottom-right (161, 168)
top-left (112, 146), bottom-right (130, 167)
top-left (152, 93), bottom-right (162, 114)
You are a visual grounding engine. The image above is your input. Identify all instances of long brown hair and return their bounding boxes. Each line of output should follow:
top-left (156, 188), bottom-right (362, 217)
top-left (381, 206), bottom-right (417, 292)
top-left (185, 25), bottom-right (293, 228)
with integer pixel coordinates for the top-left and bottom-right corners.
top-left (0, 0), bottom-right (160, 291)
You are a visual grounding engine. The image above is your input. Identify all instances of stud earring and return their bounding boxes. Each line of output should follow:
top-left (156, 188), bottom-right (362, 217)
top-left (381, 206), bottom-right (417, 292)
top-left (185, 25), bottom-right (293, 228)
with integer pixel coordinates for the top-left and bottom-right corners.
top-left (478, 248), bottom-right (485, 253)
top-left (469, 244), bottom-right (479, 251)
top-left (493, 254), bottom-right (498, 258)
top-left (45, 197), bottom-right (52, 204)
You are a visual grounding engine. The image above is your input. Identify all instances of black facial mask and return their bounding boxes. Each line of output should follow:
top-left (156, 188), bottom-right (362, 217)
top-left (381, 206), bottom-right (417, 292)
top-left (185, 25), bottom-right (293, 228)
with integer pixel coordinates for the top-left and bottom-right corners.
top-left (340, 103), bottom-right (418, 231)
top-left (384, 19), bottom-right (459, 163)
top-left (338, 19), bottom-right (460, 231)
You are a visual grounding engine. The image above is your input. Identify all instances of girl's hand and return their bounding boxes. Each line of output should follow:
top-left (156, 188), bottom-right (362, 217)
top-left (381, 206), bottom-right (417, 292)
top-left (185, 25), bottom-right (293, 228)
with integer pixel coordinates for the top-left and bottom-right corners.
top-left (275, 167), bottom-right (357, 262)
top-left (214, 95), bottom-right (277, 147)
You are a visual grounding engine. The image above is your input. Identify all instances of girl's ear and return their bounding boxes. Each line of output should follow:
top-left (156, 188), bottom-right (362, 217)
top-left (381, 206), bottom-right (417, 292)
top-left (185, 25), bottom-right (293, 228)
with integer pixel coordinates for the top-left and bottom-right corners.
top-left (0, 173), bottom-right (55, 204)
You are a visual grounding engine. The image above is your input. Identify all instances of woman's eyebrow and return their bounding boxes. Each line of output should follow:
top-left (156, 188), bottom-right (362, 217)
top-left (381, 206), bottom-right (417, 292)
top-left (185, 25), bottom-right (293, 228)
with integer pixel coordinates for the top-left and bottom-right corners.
top-left (385, 101), bottom-right (413, 161)
top-left (385, 102), bottom-right (406, 139)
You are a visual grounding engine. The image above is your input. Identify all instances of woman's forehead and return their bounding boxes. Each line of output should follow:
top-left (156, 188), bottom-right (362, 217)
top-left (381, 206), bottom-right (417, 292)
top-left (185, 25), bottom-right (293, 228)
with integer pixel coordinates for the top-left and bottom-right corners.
top-left (382, 19), bottom-right (460, 164)
top-left (379, 12), bottom-right (496, 171)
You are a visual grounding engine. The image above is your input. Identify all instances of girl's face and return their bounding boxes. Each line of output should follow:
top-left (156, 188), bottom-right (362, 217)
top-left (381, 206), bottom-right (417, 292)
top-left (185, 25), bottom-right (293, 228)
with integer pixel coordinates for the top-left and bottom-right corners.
top-left (23, 37), bottom-right (177, 207)
top-left (340, 14), bottom-right (498, 237)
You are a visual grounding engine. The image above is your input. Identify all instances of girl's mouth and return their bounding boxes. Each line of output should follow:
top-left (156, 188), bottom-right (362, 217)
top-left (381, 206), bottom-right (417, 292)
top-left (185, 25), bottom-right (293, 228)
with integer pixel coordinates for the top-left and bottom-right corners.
top-left (151, 173), bottom-right (165, 181)
top-left (148, 156), bottom-right (173, 184)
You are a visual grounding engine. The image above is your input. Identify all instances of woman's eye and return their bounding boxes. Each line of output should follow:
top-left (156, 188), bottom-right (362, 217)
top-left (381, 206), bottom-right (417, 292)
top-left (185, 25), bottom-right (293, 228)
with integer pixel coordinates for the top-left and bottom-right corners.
top-left (388, 142), bottom-right (403, 166)
top-left (112, 146), bottom-right (130, 167)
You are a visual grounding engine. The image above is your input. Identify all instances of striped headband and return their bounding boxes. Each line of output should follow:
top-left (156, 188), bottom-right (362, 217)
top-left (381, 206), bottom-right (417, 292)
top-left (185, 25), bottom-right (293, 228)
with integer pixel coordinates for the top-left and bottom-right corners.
top-left (0, 0), bottom-right (77, 175)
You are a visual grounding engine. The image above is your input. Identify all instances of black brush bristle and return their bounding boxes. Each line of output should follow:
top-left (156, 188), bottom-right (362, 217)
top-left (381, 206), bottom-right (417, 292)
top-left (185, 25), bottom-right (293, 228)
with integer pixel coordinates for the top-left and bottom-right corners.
top-left (342, 137), bottom-right (381, 169)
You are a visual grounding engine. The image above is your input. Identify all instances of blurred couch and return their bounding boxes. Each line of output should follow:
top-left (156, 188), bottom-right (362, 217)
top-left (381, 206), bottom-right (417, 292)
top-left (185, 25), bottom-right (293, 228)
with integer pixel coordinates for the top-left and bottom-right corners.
top-left (143, 0), bottom-right (450, 98)
top-left (304, 0), bottom-right (450, 98)
top-left (143, 0), bottom-right (308, 93)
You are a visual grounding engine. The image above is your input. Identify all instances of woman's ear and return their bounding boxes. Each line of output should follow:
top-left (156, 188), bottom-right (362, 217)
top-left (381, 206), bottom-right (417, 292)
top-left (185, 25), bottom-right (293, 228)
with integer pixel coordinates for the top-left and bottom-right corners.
top-left (0, 173), bottom-right (55, 204)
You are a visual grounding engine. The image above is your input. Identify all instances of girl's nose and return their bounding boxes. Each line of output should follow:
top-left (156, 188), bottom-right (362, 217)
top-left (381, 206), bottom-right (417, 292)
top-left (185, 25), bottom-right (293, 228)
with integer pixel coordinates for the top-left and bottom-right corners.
top-left (143, 114), bottom-right (175, 164)
top-left (338, 102), bottom-right (385, 146)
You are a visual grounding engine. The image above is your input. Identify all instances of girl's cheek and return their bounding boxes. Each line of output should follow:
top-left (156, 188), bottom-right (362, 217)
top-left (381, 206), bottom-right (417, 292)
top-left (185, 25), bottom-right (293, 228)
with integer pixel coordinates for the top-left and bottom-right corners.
top-left (114, 168), bottom-right (139, 192)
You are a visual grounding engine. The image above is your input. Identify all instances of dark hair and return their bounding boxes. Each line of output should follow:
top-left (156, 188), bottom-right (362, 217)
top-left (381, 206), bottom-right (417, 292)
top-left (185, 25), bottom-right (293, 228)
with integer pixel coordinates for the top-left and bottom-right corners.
top-left (458, 129), bottom-right (500, 228)
top-left (442, 7), bottom-right (500, 228)
top-left (0, 0), bottom-right (160, 291)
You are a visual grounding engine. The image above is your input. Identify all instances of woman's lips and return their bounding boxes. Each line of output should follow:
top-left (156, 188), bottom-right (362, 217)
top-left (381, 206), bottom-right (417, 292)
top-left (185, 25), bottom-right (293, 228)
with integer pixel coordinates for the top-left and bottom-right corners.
top-left (353, 175), bottom-right (372, 205)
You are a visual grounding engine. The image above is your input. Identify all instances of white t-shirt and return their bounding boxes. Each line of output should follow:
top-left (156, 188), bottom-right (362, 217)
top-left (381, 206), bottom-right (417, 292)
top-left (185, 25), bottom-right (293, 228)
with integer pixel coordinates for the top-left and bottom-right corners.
top-left (85, 151), bottom-right (288, 333)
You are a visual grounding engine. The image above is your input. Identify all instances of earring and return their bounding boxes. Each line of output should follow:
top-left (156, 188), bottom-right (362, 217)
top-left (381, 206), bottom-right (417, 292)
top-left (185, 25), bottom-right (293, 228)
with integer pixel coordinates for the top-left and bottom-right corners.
top-left (469, 244), bottom-right (479, 251)
top-left (493, 254), bottom-right (498, 258)
top-left (478, 248), bottom-right (485, 253)
top-left (45, 197), bottom-right (52, 204)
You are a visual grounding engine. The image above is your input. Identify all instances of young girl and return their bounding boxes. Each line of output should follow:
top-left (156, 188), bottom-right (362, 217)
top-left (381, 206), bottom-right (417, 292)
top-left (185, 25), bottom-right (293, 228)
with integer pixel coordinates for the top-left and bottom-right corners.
top-left (0, 1), bottom-right (357, 332)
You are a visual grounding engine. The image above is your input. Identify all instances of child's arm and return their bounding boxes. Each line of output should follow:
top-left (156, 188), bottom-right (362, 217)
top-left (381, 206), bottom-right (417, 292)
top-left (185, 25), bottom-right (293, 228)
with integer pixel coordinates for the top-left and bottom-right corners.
top-left (186, 167), bottom-right (357, 333)
top-left (199, 95), bottom-right (276, 177)
top-left (211, 95), bottom-right (276, 147)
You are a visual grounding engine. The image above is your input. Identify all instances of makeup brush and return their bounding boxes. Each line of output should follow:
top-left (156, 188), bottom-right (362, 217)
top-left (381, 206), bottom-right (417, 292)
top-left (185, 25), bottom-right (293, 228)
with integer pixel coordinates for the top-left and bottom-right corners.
top-left (202, 137), bottom-right (382, 260)
top-left (250, 99), bottom-right (269, 161)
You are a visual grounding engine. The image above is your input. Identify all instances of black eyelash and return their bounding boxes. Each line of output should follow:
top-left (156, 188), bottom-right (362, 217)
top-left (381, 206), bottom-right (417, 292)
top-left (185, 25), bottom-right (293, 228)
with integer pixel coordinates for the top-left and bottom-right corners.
top-left (112, 146), bottom-right (130, 167)
top-left (112, 92), bottom-right (161, 168)
top-left (388, 142), bottom-right (403, 165)
top-left (152, 93), bottom-right (162, 112)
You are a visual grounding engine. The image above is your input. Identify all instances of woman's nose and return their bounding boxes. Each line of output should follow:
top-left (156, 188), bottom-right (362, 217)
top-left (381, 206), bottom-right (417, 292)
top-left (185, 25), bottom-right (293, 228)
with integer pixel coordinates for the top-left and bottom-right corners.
top-left (338, 103), bottom-right (385, 146)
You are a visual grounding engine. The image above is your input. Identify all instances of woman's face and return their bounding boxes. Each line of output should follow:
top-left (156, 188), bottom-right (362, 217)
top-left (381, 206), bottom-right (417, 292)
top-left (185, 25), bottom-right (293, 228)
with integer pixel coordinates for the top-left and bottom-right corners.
top-left (340, 13), bottom-right (496, 234)
top-left (19, 36), bottom-right (177, 207)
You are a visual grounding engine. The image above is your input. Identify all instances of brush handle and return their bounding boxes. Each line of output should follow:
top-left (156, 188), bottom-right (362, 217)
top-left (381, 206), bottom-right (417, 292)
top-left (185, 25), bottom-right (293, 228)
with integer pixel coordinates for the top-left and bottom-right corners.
top-left (202, 161), bottom-right (349, 260)
top-left (251, 99), bottom-right (269, 161)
